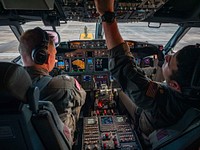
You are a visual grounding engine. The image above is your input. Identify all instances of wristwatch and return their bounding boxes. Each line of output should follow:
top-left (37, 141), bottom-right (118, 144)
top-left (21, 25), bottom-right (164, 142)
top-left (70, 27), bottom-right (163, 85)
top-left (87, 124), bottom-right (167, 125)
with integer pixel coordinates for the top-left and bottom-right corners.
top-left (101, 11), bottom-right (116, 24)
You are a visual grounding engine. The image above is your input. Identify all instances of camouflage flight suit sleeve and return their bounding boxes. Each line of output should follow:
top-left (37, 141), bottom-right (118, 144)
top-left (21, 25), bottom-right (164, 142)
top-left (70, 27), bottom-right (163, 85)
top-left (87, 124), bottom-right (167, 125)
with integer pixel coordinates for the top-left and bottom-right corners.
top-left (109, 42), bottom-right (152, 108)
top-left (109, 43), bottom-right (189, 134)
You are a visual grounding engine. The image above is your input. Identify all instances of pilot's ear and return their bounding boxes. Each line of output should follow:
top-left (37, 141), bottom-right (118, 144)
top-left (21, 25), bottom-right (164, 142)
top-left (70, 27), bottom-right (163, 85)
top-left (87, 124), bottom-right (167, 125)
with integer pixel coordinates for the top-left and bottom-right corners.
top-left (46, 54), bottom-right (50, 64)
top-left (169, 80), bottom-right (181, 92)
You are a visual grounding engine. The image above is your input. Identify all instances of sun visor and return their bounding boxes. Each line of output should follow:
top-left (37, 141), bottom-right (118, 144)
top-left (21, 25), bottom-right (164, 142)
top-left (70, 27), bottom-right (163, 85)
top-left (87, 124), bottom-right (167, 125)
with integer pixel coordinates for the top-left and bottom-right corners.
top-left (1, 0), bottom-right (54, 10)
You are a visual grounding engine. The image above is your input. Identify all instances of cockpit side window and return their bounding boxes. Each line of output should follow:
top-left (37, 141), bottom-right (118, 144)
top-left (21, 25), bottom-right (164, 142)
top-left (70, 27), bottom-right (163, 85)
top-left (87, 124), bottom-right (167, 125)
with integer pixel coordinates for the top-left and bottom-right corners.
top-left (0, 26), bottom-right (19, 61)
top-left (174, 27), bottom-right (200, 52)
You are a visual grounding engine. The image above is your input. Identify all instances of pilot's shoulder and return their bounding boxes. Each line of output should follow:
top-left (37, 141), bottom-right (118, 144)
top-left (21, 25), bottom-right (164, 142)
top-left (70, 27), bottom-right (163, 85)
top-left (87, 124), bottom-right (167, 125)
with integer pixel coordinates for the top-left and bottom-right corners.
top-left (48, 75), bottom-right (76, 89)
top-left (145, 81), bottom-right (166, 98)
top-left (53, 74), bottom-right (75, 80)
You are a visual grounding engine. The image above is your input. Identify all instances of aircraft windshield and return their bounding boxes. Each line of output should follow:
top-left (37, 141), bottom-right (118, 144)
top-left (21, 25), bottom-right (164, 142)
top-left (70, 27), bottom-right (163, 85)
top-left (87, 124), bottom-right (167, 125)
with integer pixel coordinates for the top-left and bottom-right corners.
top-left (0, 21), bottom-right (200, 61)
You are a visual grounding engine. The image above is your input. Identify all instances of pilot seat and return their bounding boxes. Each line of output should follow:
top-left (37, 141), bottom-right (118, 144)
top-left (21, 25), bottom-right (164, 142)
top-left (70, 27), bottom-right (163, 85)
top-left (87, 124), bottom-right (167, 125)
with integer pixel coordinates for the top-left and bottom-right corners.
top-left (0, 62), bottom-right (71, 150)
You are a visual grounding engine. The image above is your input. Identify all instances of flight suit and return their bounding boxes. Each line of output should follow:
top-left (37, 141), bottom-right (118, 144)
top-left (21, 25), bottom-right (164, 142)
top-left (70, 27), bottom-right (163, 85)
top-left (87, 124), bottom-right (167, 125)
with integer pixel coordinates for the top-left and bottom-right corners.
top-left (25, 67), bottom-right (86, 141)
top-left (109, 43), bottom-right (191, 136)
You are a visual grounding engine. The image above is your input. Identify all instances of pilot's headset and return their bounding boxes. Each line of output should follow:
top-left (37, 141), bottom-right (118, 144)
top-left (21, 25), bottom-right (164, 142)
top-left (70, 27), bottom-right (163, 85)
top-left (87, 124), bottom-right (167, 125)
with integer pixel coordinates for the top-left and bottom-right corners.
top-left (182, 45), bottom-right (200, 100)
top-left (31, 27), bottom-right (49, 65)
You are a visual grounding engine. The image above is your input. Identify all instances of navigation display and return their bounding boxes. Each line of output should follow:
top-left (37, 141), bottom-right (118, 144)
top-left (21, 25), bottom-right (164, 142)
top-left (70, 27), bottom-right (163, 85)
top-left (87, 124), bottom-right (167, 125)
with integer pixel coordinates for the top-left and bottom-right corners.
top-left (71, 58), bottom-right (85, 72)
top-left (141, 57), bottom-right (153, 67)
top-left (101, 116), bottom-right (113, 125)
top-left (56, 57), bottom-right (70, 72)
top-left (95, 58), bottom-right (109, 72)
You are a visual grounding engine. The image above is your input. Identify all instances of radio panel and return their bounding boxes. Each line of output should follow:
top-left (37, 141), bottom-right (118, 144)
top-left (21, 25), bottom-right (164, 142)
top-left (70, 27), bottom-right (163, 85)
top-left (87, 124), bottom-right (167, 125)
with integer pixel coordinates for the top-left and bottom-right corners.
top-left (83, 115), bottom-right (141, 150)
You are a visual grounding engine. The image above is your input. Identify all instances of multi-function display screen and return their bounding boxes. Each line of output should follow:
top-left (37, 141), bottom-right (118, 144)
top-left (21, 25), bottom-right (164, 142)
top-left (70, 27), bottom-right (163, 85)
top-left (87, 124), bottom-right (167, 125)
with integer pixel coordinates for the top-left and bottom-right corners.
top-left (56, 58), bottom-right (70, 72)
top-left (71, 58), bottom-right (85, 72)
top-left (101, 116), bottom-right (113, 125)
top-left (135, 57), bottom-right (153, 67)
top-left (95, 58), bottom-right (109, 72)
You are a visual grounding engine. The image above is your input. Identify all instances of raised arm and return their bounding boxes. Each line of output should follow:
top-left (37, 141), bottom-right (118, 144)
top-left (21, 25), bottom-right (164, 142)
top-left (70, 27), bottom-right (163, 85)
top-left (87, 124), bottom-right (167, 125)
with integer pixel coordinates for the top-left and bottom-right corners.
top-left (94, 0), bottom-right (155, 110)
top-left (94, 0), bottom-right (124, 49)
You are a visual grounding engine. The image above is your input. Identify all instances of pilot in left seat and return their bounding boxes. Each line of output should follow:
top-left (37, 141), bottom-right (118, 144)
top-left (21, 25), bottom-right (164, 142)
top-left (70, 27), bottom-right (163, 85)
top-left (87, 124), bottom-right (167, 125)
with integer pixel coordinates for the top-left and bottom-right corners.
top-left (18, 27), bottom-right (86, 142)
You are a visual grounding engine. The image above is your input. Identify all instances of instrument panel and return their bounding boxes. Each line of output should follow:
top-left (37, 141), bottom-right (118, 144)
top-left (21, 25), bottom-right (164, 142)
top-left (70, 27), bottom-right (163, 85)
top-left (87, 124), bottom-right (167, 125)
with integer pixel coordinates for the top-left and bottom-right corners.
top-left (56, 48), bottom-right (109, 73)
top-left (55, 40), bottom-right (162, 90)
top-left (55, 46), bottom-right (110, 90)
top-left (56, 56), bottom-right (109, 73)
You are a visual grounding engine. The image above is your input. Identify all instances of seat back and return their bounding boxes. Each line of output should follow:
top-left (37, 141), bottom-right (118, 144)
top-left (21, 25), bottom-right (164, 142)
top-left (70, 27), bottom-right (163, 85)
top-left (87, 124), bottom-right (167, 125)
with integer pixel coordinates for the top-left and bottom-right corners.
top-left (32, 101), bottom-right (72, 150)
top-left (0, 62), bottom-right (71, 150)
top-left (0, 62), bottom-right (43, 150)
top-left (149, 108), bottom-right (200, 150)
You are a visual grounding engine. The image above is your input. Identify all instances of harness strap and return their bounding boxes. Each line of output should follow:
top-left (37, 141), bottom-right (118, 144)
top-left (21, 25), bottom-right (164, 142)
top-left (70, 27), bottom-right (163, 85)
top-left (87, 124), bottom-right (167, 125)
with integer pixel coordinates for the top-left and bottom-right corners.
top-left (32, 75), bottom-right (52, 91)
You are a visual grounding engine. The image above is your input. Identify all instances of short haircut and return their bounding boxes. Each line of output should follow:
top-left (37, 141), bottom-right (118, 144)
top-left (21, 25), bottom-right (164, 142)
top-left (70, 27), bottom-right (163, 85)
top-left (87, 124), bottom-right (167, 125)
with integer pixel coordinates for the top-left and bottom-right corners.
top-left (170, 45), bottom-right (200, 89)
top-left (19, 28), bottom-right (45, 57)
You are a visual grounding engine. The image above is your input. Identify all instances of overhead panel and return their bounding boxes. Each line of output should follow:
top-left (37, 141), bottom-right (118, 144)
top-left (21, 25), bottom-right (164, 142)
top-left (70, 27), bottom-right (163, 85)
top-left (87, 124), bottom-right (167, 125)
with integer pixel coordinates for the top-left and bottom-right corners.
top-left (62, 0), bottom-right (168, 22)
top-left (0, 0), bottom-right (55, 10)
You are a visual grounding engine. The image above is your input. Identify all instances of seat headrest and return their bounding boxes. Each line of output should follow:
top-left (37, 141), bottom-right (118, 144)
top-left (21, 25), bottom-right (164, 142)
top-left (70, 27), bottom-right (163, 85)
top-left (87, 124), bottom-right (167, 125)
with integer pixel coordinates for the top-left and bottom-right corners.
top-left (0, 62), bottom-right (32, 103)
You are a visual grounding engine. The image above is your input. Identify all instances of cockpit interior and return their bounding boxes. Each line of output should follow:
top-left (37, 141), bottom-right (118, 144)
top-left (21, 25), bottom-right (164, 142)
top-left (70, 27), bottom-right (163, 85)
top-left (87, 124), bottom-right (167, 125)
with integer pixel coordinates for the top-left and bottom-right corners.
top-left (0, 0), bottom-right (200, 150)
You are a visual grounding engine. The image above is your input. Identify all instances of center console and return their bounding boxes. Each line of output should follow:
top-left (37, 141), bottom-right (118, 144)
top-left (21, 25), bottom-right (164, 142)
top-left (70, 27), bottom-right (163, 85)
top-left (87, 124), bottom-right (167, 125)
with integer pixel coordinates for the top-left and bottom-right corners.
top-left (81, 85), bottom-right (142, 150)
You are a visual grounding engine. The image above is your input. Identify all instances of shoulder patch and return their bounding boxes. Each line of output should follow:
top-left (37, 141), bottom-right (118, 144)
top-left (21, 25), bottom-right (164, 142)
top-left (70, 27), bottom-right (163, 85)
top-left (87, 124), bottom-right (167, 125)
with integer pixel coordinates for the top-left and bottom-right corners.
top-left (74, 78), bottom-right (81, 90)
top-left (146, 81), bottom-right (159, 98)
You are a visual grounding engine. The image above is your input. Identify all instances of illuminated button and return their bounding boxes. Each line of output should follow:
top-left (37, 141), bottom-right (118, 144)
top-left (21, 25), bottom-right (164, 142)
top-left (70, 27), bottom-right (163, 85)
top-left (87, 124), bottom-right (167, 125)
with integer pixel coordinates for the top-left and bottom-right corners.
top-left (104, 110), bottom-right (107, 115)
top-left (93, 144), bottom-right (99, 150)
top-left (111, 109), bottom-right (114, 115)
top-left (114, 141), bottom-right (118, 145)
top-left (98, 101), bottom-right (103, 108)
top-left (96, 110), bottom-right (100, 115)
top-left (105, 133), bottom-right (109, 138)
top-left (86, 145), bottom-right (91, 150)
top-left (103, 143), bottom-right (107, 149)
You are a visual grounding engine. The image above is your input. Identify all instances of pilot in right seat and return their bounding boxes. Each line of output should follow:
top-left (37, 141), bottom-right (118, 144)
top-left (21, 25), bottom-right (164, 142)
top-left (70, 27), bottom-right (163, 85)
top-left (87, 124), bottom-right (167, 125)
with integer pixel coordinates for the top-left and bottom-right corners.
top-left (19, 27), bottom-right (86, 142)
top-left (94, 0), bottom-right (200, 139)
